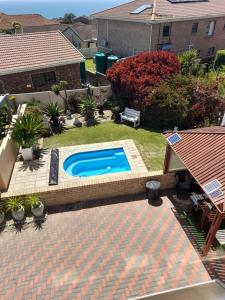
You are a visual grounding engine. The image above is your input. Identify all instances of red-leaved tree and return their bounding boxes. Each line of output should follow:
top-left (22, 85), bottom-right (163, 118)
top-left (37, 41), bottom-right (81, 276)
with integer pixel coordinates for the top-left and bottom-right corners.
top-left (106, 51), bottom-right (181, 108)
top-left (190, 79), bottom-right (225, 126)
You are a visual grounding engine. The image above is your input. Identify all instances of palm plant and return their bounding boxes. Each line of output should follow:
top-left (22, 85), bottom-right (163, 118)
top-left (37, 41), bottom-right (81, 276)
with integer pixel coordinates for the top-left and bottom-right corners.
top-left (12, 113), bottom-right (44, 148)
top-left (6, 197), bottom-right (24, 212)
top-left (42, 102), bottom-right (63, 132)
top-left (79, 95), bottom-right (96, 124)
top-left (26, 195), bottom-right (41, 209)
top-left (6, 197), bottom-right (25, 221)
top-left (178, 49), bottom-right (203, 76)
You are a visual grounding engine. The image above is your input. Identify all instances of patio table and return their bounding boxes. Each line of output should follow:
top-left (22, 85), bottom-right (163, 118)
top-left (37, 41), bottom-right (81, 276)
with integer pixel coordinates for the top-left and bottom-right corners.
top-left (190, 193), bottom-right (205, 207)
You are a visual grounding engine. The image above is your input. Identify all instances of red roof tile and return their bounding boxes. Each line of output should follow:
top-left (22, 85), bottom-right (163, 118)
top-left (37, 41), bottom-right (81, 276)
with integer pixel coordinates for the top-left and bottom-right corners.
top-left (93, 0), bottom-right (225, 22)
top-left (0, 13), bottom-right (59, 29)
top-left (164, 126), bottom-right (225, 212)
top-left (0, 31), bottom-right (84, 75)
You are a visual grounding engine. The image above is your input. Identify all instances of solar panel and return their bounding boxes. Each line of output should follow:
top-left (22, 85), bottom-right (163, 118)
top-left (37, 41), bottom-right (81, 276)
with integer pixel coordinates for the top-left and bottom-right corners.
top-left (209, 189), bottom-right (223, 199)
top-left (168, 0), bottom-right (207, 3)
top-left (203, 179), bottom-right (222, 194)
top-left (130, 4), bottom-right (152, 14)
top-left (167, 133), bottom-right (181, 145)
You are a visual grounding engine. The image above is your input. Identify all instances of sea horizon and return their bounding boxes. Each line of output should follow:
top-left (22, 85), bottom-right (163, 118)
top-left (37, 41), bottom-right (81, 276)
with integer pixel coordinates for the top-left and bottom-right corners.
top-left (0, 0), bottom-right (130, 18)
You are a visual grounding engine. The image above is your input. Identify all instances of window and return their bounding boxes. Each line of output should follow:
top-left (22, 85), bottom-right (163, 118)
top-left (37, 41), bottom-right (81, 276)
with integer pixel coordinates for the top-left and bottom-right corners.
top-left (32, 71), bottom-right (56, 88)
top-left (192, 22), bottom-right (198, 33)
top-left (163, 25), bottom-right (171, 37)
top-left (207, 21), bottom-right (216, 36)
top-left (208, 47), bottom-right (215, 56)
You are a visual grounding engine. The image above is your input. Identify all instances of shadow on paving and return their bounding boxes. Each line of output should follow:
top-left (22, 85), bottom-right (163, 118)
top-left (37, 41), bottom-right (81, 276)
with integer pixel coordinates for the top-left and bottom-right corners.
top-left (47, 193), bottom-right (147, 214)
top-left (167, 192), bottom-right (225, 285)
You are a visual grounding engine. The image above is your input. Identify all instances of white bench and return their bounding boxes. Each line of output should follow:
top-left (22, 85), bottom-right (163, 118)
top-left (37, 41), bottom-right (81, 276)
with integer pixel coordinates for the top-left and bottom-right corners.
top-left (120, 107), bottom-right (140, 128)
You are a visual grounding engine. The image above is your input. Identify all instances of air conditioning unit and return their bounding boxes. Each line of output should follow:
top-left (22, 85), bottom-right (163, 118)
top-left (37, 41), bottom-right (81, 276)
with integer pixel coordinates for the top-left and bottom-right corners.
top-left (101, 39), bottom-right (109, 47)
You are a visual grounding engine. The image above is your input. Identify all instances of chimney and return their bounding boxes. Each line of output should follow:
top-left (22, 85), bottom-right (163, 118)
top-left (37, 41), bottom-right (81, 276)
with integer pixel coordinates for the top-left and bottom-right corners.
top-left (151, 0), bottom-right (157, 20)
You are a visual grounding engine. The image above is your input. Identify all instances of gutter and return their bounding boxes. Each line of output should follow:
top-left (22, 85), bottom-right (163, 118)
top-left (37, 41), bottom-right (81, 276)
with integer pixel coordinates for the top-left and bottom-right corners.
top-left (94, 13), bottom-right (225, 25)
top-left (0, 59), bottom-right (85, 76)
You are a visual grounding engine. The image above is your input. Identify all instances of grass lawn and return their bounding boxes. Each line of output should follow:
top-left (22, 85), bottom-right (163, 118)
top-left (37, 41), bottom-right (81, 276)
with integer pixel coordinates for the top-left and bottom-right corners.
top-left (44, 122), bottom-right (166, 171)
top-left (85, 59), bottom-right (96, 73)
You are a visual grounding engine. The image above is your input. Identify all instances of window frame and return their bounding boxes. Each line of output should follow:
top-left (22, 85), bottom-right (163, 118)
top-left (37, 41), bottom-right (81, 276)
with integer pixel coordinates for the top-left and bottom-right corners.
top-left (192, 22), bottom-right (198, 33)
top-left (207, 20), bottom-right (216, 36)
top-left (162, 25), bottom-right (171, 37)
top-left (31, 71), bottom-right (56, 88)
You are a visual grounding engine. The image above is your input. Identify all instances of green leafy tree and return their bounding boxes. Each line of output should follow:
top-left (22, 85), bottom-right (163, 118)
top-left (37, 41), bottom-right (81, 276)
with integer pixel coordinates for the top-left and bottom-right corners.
top-left (12, 21), bottom-right (21, 33)
top-left (61, 13), bottom-right (76, 24)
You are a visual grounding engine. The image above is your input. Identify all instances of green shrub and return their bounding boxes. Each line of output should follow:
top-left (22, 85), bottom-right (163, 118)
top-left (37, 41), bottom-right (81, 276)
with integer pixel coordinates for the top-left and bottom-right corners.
top-left (26, 195), bottom-right (42, 209)
top-left (6, 197), bottom-right (24, 213)
top-left (214, 50), bottom-right (225, 70)
top-left (42, 102), bottom-right (62, 124)
top-left (144, 74), bottom-right (191, 129)
top-left (178, 49), bottom-right (204, 76)
top-left (12, 114), bottom-right (44, 148)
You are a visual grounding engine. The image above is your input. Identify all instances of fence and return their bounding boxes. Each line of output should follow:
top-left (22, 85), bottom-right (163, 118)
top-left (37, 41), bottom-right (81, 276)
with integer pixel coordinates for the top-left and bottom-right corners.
top-left (12, 86), bottom-right (112, 109)
top-left (0, 104), bottom-right (26, 191)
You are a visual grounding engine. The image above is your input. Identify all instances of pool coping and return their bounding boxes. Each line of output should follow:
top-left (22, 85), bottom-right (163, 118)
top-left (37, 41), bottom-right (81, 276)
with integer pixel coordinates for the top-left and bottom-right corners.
top-left (2, 140), bottom-right (149, 198)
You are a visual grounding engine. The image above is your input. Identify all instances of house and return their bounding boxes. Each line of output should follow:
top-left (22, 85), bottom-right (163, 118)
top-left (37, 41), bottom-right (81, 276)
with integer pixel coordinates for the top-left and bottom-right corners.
top-left (60, 22), bottom-right (97, 49)
top-left (0, 31), bottom-right (84, 94)
top-left (0, 13), bottom-right (60, 33)
top-left (74, 16), bottom-right (91, 25)
top-left (163, 126), bottom-right (225, 255)
top-left (93, 0), bottom-right (225, 58)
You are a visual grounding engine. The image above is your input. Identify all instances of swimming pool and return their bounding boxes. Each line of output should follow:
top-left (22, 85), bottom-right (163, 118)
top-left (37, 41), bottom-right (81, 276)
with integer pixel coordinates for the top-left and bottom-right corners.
top-left (63, 147), bottom-right (131, 177)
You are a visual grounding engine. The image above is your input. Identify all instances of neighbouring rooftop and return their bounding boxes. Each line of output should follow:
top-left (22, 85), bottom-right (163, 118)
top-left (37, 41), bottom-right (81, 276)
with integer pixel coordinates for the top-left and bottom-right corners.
top-left (0, 31), bottom-right (84, 76)
top-left (93, 0), bottom-right (225, 22)
top-left (60, 22), bottom-right (97, 41)
top-left (0, 13), bottom-right (59, 29)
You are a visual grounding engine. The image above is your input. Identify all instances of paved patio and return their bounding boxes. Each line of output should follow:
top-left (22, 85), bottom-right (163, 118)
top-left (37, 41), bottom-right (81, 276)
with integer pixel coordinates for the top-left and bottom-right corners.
top-left (0, 195), bottom-right (211, 299)
top-left (3, 139), bottom-right (148, 197)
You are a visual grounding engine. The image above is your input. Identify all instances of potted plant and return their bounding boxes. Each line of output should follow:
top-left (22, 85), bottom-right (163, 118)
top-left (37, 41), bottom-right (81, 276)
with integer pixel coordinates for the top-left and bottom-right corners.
top-left (12, 113), bottom-right (43, 161)
top-left (26, 195), bottom-right (44, 217)
top-left (6, 197), bottom-right (25, 221)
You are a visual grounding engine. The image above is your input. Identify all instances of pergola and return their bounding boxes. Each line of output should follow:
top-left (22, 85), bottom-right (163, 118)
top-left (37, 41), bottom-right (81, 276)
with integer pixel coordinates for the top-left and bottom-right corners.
top-left (163, 126), bottom-right (225, 256)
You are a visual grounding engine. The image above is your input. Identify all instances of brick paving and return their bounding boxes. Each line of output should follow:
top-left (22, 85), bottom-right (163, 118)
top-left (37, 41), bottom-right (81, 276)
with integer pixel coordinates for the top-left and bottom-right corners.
top-left (0, 196), bottom-right (211, 299)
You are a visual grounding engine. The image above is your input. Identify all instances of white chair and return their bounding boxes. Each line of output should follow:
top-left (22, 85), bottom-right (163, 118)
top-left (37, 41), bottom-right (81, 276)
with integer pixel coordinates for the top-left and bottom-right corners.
top-left (120, 107), bottom-right (140, 128)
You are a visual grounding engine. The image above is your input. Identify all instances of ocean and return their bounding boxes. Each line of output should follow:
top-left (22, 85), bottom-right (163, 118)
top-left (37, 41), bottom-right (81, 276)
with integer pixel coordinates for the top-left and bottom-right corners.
top-left (0, 0), bottom-right (130, 18)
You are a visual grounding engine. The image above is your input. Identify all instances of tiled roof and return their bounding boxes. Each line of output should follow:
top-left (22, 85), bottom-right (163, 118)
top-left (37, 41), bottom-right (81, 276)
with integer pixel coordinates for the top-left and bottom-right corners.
top-left (164, 126), bottom-right (225, 212)
top-left (61, 23), bottom-right (97, 41)
top-left (0, 13), bottom-right (59, 29)
top-left (93, 0), bottom-right (225, 22)
top-left (0, 31), bottom-right (84, 75)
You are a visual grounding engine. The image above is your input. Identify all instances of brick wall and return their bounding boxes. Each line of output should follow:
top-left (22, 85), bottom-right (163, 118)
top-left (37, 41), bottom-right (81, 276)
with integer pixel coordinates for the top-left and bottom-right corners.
top-left (97, 16), bottom-right (225, 58)
top-left (0, 63), bottom-right (81, 94)
top-left (1, 171), bottom-right (176, 207)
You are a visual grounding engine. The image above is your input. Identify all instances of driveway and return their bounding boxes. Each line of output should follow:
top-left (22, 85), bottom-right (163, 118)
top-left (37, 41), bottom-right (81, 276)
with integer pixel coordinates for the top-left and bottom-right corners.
top-left (0, 196), bottom-right (210, 299)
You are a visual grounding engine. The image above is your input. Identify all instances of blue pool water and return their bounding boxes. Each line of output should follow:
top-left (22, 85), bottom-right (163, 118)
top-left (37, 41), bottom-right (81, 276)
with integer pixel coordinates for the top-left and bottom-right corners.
top-left (63, 147), bottom-right (131, 177)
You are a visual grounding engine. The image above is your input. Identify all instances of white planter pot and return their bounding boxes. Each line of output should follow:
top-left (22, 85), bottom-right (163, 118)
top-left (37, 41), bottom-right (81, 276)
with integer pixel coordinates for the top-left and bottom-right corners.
top-left (21, 147), bottom-right (33, 161)
top-left (12, 207), bottom-right (25, 221)
top-left (0, 212), bottom-right (5, 224)
top-left (31, 202), bottom-right (44, 217)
